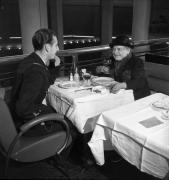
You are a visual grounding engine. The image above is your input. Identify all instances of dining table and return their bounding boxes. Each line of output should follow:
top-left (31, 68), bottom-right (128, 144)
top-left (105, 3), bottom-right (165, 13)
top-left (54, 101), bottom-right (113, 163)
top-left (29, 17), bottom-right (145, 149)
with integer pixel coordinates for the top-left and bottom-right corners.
top-left (88, 93), bottom-right (169, 179)
top-left (46, 76), bottom-right (134, 134)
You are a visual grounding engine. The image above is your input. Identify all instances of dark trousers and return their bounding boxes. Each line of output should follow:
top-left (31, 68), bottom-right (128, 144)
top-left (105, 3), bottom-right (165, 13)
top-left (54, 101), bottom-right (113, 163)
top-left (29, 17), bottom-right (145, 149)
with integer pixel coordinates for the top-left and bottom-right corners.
top-left (23, 105), bottom-right (79, 142)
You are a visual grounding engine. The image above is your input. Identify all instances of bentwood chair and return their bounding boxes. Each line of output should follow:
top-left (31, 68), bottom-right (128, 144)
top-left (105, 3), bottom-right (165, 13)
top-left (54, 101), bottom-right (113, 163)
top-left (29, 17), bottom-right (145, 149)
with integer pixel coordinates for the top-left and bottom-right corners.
top-left (0, 98), bottom-right (72, 178)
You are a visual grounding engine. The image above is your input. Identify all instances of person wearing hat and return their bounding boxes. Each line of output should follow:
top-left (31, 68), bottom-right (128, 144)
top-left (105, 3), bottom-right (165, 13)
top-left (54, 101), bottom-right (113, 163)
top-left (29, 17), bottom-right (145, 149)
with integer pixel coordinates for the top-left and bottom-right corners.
top-left (96, 35), bottom-right (150, 100)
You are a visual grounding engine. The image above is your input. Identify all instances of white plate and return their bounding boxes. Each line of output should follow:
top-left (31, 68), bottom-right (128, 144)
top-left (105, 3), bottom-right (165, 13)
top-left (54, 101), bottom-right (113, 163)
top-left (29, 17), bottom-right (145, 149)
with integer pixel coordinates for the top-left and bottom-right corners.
top-left (91, 77), bottom-right (116, 87)
top-left (58, 81), bottom-right (80, 89)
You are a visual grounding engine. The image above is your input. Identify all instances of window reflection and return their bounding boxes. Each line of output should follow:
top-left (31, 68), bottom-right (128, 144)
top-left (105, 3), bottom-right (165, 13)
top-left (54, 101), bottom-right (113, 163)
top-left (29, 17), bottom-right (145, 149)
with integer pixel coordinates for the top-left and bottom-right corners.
top-left (0, 0), bottom-right (22, 57)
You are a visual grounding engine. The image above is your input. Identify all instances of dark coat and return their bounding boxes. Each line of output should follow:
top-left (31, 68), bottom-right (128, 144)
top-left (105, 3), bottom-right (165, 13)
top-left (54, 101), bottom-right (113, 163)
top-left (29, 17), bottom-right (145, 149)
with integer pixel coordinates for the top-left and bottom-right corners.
top-left (110, 54), bottom-right (150, 100)
top-left (11, 53), bottom-right (54, 122)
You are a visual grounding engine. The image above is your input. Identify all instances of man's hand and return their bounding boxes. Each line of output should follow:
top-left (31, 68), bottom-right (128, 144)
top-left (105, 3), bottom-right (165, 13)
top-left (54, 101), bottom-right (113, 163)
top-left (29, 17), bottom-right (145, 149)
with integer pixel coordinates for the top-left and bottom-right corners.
top-left (110, 82), bottom-right (127, 93)
top-left (54, 56), bottom-right (61, 67)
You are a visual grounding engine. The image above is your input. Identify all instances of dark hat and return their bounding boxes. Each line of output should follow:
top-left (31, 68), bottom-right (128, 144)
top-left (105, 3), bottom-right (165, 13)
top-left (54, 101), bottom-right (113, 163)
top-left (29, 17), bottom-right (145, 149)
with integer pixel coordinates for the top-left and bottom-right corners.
top-left (109, 35), bottom-right (134, 49)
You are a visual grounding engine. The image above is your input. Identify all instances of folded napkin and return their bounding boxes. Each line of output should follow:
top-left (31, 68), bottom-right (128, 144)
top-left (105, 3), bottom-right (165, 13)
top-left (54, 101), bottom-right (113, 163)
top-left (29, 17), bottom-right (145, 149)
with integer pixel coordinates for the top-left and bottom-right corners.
top-left (151, 96), bottom-right (169, 110)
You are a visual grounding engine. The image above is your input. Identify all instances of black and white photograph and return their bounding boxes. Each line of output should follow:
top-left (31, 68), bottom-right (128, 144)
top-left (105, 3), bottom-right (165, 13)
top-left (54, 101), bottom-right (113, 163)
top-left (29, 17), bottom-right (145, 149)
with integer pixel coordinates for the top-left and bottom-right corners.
top-left (0, 0), bottom-right (169, 179)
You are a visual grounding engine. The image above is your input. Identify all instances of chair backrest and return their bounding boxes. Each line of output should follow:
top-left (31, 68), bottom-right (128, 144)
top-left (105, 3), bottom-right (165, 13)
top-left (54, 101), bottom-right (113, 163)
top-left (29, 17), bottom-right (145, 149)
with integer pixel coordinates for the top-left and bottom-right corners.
top-left (0, 98), bottom-right (17, 152)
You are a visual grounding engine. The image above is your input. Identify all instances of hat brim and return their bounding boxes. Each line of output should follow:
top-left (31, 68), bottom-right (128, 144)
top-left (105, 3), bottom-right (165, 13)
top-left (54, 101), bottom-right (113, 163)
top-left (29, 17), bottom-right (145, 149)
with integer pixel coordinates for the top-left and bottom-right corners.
top-left (109, 42), bottom-right (134, 49)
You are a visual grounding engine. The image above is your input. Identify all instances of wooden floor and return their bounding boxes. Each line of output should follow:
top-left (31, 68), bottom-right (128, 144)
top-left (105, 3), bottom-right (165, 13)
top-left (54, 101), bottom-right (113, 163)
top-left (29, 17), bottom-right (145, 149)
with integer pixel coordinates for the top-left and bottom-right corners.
top-left (0, 148), bottom-right (160, 180)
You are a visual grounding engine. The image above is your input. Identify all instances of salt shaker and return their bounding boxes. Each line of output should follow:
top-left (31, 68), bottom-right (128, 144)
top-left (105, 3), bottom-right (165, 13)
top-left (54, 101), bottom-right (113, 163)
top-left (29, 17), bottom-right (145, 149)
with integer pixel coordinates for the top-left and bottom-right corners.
top-left (70, 73), bottom-right (73, 81)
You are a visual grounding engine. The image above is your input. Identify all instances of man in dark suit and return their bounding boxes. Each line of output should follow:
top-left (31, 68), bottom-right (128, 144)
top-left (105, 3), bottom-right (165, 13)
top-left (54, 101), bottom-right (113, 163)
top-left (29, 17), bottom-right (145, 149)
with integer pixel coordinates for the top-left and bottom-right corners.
top-left (11, 28), bottom-right (77, 138)
top-left (11, 29), bottom-right (93, 169)
top-left (96, 35), bottom-right (150, 100)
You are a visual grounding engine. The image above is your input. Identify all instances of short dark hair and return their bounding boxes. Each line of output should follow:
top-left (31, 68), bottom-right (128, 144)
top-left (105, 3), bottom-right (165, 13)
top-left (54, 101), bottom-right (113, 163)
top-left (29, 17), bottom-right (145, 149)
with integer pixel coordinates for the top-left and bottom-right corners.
top-left (32, 28), bottom-right (56, 51)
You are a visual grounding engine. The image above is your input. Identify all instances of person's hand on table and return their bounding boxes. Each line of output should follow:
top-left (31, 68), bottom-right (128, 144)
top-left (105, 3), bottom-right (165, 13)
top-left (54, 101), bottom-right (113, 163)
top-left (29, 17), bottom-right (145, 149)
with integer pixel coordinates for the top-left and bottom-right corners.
top-left (110, 82), bottom-right (127, 93)
top-left (96, 65), bottom-right (110, 74)
top-left (54, 55), bottom-right (61, 67)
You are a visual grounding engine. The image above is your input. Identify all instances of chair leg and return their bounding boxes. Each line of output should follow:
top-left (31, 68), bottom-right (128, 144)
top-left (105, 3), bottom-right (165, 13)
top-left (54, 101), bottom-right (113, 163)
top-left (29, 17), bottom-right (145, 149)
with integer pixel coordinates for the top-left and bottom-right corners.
top-left (4, 156), bottom-right (10, 177)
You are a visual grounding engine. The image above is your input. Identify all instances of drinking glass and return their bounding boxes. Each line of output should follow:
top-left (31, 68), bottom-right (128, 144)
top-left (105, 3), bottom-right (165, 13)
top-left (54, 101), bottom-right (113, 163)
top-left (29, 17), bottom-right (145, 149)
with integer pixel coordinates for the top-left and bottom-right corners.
top-left (82, 71), bottom-right (91, 86)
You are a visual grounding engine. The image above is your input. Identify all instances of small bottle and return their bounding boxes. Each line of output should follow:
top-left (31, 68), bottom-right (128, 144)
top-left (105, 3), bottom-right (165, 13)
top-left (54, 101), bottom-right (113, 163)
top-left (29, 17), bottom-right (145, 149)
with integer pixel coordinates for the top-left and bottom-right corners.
top-left (70, 73), bottom-right (73, 81)
top-left (74, 68), bottom-right (80, 82)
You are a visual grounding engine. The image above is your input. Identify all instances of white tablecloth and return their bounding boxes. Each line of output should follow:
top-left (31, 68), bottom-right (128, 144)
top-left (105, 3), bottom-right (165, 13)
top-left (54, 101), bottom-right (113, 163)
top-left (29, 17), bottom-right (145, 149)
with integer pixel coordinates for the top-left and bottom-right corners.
top-left (47, 80), bottom-right (134, 133)
top-left (88, 93), bottom-right (169, 179)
